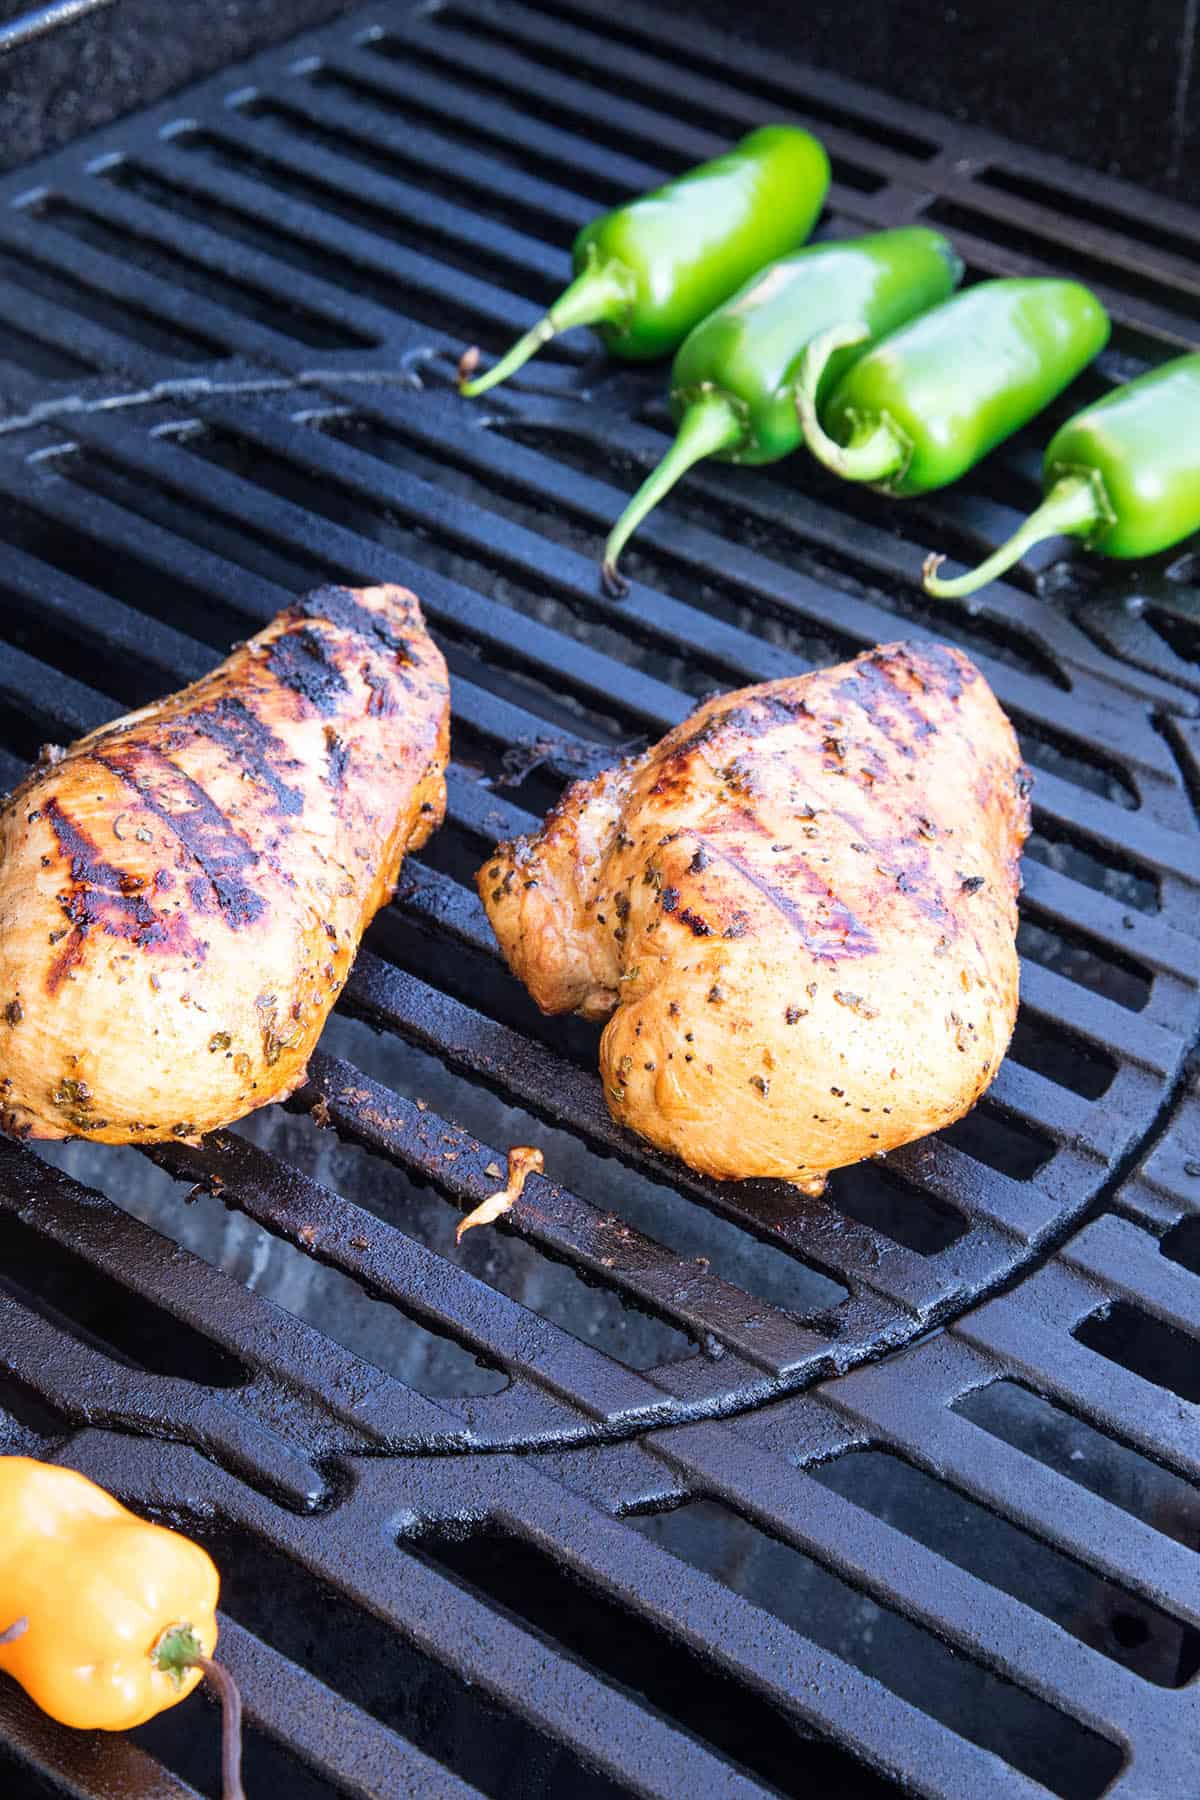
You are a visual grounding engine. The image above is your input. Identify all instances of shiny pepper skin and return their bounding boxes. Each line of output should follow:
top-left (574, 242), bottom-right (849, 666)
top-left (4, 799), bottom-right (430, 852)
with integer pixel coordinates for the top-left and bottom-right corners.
top-left (601, 227), bottom-right (962, 585)
top-left (0, 1457), bottom-right (219, 1730)
top-left (801, 277), bottom-right (1111, 495)
top-left (925, 351), bottom-right (1200, 597)
top-left (460, 124), bottom-right (830, 396)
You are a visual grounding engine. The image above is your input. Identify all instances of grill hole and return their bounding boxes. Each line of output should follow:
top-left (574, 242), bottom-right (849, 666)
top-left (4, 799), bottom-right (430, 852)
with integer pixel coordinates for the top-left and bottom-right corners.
top-left (167, 1523), bottom-right (636, 1800)
top-left (45, 1137), bottom-right (509, 1402)
top-left (0, 1374), bottom-right (67, 1454)
top-left (321, 1009), bottom-right (850, 1332)
top-left (812, 1449), bottom-right (1200, 1689)
top-left (448, 0), bottom-right (941, 160)
top-left (0, 1198), bottom-right (247, 1389)
top-left (1008, 1010), bottom-right (1117, 1100)
top-left (307, 63), bottom-right (629, 209)
top-left (629, 1497), bottom-right (1121, 1796)
top-left (132, 1707), bottom-right (338, 1800)
top-left (937, 1102), bottom-right (1057, 1181)
top-left (922, 199), bottom-right (1198, 323)
top-left (1144, 603), bottom-right (1200, 669)
top-left (366, 33), bottom-right (698, 176)
top-left (1074, 1301), bottom-right (1200, 1404)
top-left (977, 167), bottom-right (1200, 263)
top-left (1162, 1216), bottom-right (1200, 1277)
top-left (1014, 716), bottom-right (1138, 810)
top-left (0, 227), bottom-right (221, 364)
top-left (1016, 913), bottom-right (1151, 1013)
top-left (417, 1521), bottom-right (904, 1798)
top-left (423, 11), bottom-right (888, 196)
top-left (0, 322), bottom-right (94, 381)
top-left (213, 101), bottom-right (584, 240)
top-left (33, 196), bottom-right (375, 351)
top-left (826, 1164), bottom-right (968, 1255)
top-left (497, 417), bottom-right (1074, 694)
top-left (1025, 821), bottom-right (1159, 914)
top-left (101, 151), bottom-right (561, 319)
top-left (954, 1381), bottom-right (1200, 1552)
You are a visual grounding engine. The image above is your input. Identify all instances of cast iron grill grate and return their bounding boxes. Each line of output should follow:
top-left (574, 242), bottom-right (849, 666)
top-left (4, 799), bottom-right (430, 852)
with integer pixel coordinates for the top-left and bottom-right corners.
top-left (0, 1), bottom-right (1197, 1795)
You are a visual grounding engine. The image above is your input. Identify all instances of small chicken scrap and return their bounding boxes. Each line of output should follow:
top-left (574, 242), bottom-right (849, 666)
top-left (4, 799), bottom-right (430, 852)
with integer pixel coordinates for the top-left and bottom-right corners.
top-left (479, 642), bottom-right (1029, 1192)
top-left (0, 584), bottom-right (448, 1144)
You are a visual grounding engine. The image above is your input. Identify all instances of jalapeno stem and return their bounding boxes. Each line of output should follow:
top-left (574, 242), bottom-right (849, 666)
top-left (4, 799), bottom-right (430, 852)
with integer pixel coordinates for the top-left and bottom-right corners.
top-left (460, 252), bottom-right (634, 397)
top-left (923, 473), bottom-right (1105, 599)
top-left (601, 389), bottom-right (746, 595)
top-left (0, 1617), bottom-right (28, 1646)
top-left (796, 322), bottom-right (907, 484)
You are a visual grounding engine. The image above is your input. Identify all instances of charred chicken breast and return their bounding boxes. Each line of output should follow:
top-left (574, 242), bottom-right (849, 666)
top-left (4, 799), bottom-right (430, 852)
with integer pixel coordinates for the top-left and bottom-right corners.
top-left (0, 584), bottom-right (448, 1143)
top-left (480, 642), bottom-right (1028, 1190)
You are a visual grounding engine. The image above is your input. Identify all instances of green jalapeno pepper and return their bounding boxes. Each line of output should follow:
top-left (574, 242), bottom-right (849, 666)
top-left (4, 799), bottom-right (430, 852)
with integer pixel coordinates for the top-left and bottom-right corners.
top-left (924, 352), bottom-right (1200, 597)
top-left (797, 277), bottom-right (1111, 495)
top-left (600, 226), bottom-right (963, 591)
top-left (460, 125), bottom-right (830, 399)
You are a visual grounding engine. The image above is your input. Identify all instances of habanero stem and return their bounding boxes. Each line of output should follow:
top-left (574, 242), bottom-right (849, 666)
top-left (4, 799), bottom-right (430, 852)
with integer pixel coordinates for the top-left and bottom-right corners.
top-left (155, 1626), bottom-right (246, 1800)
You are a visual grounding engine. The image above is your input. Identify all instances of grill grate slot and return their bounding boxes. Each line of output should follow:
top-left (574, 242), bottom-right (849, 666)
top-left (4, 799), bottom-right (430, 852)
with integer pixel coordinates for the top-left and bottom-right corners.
top-left (811, 1448), bottom-right (1200, 1687)
top-left (631, 1498), bottom-right (1124, 1797)
top-left (953, 1381), bottom-right (1200, 1552)
top-left (1073, 1303), bottom-right (1200, 1405)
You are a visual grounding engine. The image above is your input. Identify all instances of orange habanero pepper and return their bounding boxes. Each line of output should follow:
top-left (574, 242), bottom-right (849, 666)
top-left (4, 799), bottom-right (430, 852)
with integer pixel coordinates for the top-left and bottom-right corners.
top-left (0, 1457), bottom-right (244, 1796)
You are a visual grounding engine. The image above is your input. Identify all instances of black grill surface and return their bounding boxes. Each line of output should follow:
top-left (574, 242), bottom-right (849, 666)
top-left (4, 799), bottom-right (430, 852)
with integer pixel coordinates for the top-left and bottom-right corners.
top-left (0, 3), bottom-right (1197, 1796)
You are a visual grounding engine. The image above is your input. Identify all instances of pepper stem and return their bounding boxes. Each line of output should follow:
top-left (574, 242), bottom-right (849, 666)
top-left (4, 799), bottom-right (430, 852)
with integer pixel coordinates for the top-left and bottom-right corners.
top-left (154, 1627), bottom-right (246, 1800)
top-left (923, 473), bottom-right (1105, 599)
top-left (601, 390), bottom-right (746, 595)
top-left (460, 251), bottom-right (634, 397)
top-left (796, 322), bottom-right (907, 485)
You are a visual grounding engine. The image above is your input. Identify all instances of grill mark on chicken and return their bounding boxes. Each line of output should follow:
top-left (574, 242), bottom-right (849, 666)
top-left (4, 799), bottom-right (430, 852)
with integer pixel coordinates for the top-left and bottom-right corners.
top-left (696, 834), bottom-right (877, 961)
top-left (650, 692), bottom-right (811, 793)
top-left (191, 695), bottom-right (304, 817)
top-left (839, 650), bottom-right (940, 755)
top-left (323, 726), bottom-right (350, 791)
top-left (96, 743), bottom-right (267, 928)
top-left (266, 625), bottom-right (350, 714)
top-left (297, 585), bottom-right (415, 661)
top-left (42, 799), bottom-right (197, 994)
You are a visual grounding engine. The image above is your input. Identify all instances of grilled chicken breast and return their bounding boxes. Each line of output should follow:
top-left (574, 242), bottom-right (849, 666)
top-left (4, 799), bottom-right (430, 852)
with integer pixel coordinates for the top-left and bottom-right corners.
top-left (0, 584), bottom-right (448, 1144)
top-left (480, 642), bottom-right (1029, 1190)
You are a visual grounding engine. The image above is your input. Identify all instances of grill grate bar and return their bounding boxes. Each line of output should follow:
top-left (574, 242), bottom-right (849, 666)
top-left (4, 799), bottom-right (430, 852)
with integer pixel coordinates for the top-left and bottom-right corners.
top-left (212, 75), bottom-right (598, 235)
top-left (0, 1135), bottom-right (463, 1456)
top-left (215, 1615), bottom-right (491, 1800)
top-left (657, 1417), bottom-right (1173, 1746)
top-left (56, 389), bottom-right (1197, 862)
top-left (152, 1093), bottom-right (813, 1393)
top-left (0, 1284), bottom-right (326, 1508)
top-left (308, 376), bottom-right (1194, 775)
top-left (323, 38), bottom-right (668, 200)
top-left (955, 1304), bottom-right (1200, 1483)
top-left (828, 1352), bottom-right (1200, 1624)
top-left (153, 1102), bottom-right (676, 1431)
